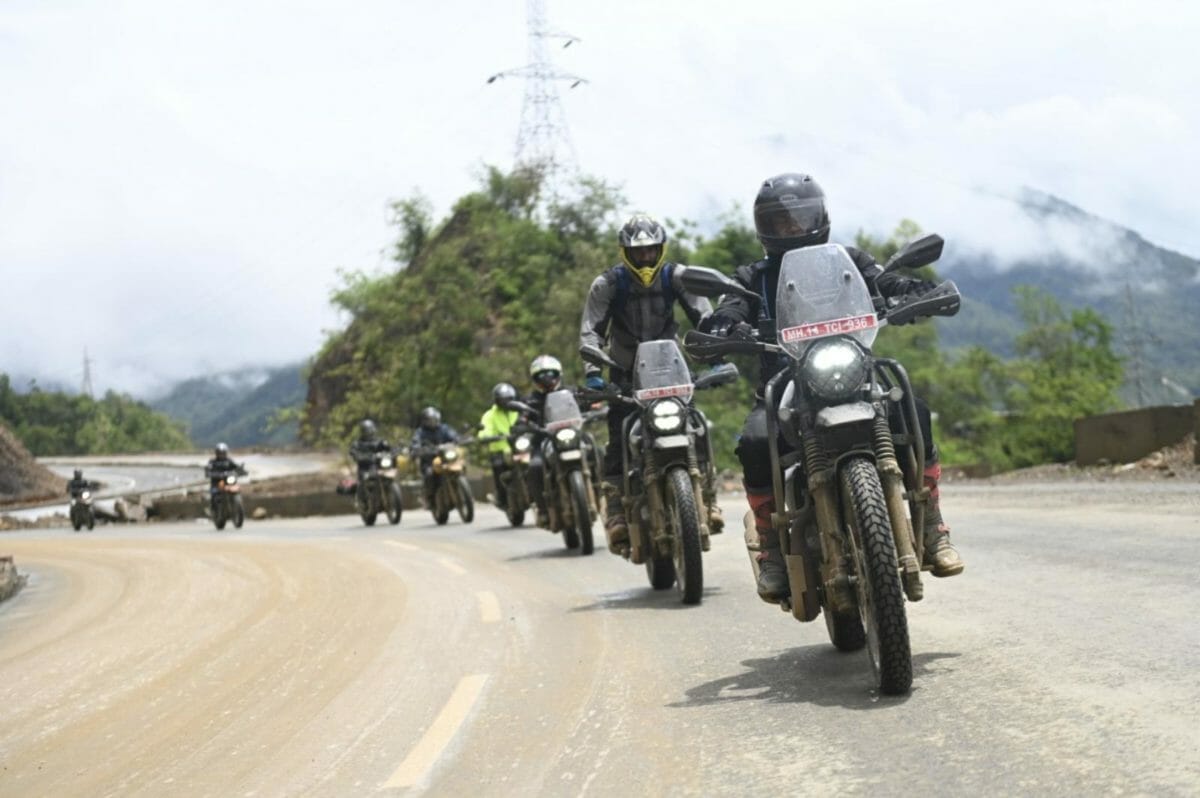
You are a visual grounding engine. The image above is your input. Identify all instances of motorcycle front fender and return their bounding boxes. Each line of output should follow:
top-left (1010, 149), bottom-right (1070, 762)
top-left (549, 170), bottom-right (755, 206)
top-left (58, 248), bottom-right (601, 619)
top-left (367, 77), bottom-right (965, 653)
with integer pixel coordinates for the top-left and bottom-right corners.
top-left (814, 401), bottom-right (876, 429)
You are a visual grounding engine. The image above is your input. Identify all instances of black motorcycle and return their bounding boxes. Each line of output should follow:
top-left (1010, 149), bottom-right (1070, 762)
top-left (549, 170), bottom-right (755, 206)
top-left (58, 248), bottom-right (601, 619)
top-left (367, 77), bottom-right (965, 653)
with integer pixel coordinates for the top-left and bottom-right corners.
top-left (509, 390), bottom-right (603, 554)
top-left (206, 464), bottom-right (248, 530)
top-left (478, 433), bottom-right (534, 527)
top-left (581, 341), bottom-right (738, 604)
top-left (678, 236), bottom-right (961, 693)
top-left (355, 450), bottom-right (403, 526)
top-left (69, 487), bottom-right (95, 532)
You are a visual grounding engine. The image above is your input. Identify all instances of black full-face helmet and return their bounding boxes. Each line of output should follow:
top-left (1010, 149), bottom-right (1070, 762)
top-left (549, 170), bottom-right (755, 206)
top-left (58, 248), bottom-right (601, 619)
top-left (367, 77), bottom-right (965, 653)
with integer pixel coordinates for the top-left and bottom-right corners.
top-left (215, 442), bottom-right (230, 459)
top-left (492, 382), bottom-right (517, 407)
top-left (359, 419), bottom-right (377, 439)
top-left (73, 469), bottom-right (83, 480)
top-left (529, 355), bottom-right (562, 393)
top-left (420, 406), bottom-right (442, 430)
top-left (618, 214), bottom-right (668, 287)
top-left (753, 173), bottom-right (831, 256)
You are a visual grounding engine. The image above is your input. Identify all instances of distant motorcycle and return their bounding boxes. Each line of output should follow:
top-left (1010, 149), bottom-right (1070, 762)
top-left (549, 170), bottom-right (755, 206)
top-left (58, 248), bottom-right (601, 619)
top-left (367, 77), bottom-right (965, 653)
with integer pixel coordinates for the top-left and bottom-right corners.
top-left (581, 341), bottom-right (738, 604)
top-left (69, 488), bottom-right (95, 532)
top-left (418, 441), bottom-right (475, 525)
top-left (207, 464), bottom-right (247, 530)
top-left (355, 450), bottom-right (403, 527)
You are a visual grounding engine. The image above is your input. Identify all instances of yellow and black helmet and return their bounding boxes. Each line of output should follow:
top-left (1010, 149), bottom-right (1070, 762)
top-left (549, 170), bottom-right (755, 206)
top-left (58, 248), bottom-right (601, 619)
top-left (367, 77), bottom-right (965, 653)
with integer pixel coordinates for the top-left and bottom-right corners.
top-left (618, 214), bottom-right (668, 288)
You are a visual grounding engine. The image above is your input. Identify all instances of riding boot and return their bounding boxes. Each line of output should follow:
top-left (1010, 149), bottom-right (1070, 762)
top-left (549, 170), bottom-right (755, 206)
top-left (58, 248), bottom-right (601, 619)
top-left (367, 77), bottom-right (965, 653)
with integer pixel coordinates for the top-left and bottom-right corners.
top-left (703, 479), bottom-right (724, 534)
top-left (923, 462), bottom-right (964, 577)
top-left (748, 490), bottom-right (789, 603)
top-left (601, 480), bottom-right (629, 555)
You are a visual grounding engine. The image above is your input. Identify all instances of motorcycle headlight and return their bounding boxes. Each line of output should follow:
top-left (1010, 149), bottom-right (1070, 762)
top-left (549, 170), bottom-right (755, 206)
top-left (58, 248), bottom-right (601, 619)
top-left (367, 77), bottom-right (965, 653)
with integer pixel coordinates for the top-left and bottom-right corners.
top-left (379, 456), bottom-right (393, 468)
top-left (81, 490), bottom-right (91, 500)
top-left (514, 435), bottom-right (532, 452)
top-left (443, 448), bottom-right (459, 461)
top-left (650, 400), bottom-right (685, 433)
top-left (554, 428), bottom-right (579, 447)
top-left (802, 338), bottom-right (870, 402)
top-left (226, 475), bottom-right (237, 485)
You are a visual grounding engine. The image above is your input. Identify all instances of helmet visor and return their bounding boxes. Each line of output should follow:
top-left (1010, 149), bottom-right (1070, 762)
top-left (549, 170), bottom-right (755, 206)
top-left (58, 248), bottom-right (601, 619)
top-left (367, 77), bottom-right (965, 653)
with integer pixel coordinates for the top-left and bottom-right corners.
top-left (754, 197), bottom-right (827, 240)
top-left (533, 370), bottom-right (561, 391)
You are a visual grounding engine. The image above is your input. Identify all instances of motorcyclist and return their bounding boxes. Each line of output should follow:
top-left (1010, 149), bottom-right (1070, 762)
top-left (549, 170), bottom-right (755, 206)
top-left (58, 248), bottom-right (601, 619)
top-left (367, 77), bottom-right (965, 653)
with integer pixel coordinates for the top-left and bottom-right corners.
top-left (65, 468), bottom-right (97, 497)
top-left (480, 383), bottom-right (520, 508)
top-left (701, 173), bottom-right (964, 601)
top-left (517, 355), bottom-right (568, 529)
top-left (579, 213), bottom-right (719, 554)
top-left (204, 443), bottom-right (247, 510)
top-left (410, 406), bottom-right (459, 508)
top-left (349, 419), bottom-right (392, 497)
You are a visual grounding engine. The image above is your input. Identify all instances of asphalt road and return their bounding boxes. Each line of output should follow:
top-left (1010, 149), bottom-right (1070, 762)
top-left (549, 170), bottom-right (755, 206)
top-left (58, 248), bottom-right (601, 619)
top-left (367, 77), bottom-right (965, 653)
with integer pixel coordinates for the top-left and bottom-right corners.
top-left (1, 483), bottom-right (1198, 796)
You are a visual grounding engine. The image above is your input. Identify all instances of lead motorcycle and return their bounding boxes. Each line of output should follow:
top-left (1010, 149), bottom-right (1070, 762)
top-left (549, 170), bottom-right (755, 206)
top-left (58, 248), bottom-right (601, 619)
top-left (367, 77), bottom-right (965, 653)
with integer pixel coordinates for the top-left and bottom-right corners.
top-left (206, 463), bottom-right (248, 531)
top-left (581, 341), bottom-right (737, 604)
top-left (69, 487), bottom-right (95, 532)
top-left (679, 236), bottom-right (961, 693)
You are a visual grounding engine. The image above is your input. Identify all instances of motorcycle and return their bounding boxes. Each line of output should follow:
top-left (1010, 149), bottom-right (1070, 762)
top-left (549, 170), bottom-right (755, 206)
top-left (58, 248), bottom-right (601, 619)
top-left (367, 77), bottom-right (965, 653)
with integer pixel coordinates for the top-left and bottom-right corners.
top-left (355, 449), bottom-right (404, 526)
top-left (69, 488), bottom-right (95, 532)
top-left (478, 432), bottom-right (534, 527)
top-left (509, 390), bottom-right (603, 555)
top-left (678, 236), bottom-right (961, 693)
top-left (207, 466), bottom-right (247, 530)
top-left (418, 441), bottom-right (475, 525)
top-left (581, 341), bottom-right (738, 605)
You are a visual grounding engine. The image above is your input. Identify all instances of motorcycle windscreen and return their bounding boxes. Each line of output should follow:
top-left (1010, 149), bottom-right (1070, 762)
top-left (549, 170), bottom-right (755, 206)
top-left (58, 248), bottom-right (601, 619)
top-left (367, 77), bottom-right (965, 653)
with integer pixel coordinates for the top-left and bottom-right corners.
top-left (543, 389), bottom-right (584, 432)
top-left (631, 339), bottom-right (694, 402)
top-left (776, 243), bottom-right (880, 360)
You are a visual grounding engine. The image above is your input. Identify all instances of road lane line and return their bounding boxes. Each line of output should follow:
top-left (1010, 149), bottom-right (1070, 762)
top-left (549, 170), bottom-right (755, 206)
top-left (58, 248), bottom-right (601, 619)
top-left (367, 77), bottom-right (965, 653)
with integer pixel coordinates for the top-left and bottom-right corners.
top-left (383, 674), bottom-right (489, 789)
top-left (476, 591), bottom-right (501, 623)
top-left (383, 540), bottom-right (420, 551)
top-left (437, 557), bottom-right (466, 576)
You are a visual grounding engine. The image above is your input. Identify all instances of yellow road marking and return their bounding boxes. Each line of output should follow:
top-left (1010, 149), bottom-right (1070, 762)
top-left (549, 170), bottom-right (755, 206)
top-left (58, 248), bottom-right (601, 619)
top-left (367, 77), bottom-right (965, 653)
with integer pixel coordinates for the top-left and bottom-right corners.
top-left (437, 557), bottom-right (466, 576)
top-left (383, 540), bottom-right (420, 551)
top-left (476, 591), bottom-right (502, 624)
top-left (382, 674), bottom-right (489, 789)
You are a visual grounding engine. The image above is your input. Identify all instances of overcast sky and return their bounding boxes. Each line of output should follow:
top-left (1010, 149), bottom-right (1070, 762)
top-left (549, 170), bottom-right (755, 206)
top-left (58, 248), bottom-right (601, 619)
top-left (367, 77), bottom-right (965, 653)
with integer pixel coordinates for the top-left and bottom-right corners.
top-left (2, 0), bottom-right (1195, 396)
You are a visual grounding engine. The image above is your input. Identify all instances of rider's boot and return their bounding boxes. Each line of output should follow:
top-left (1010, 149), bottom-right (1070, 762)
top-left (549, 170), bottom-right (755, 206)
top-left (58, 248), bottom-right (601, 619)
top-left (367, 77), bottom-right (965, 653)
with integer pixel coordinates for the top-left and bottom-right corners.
top-left (535, 501), bottom-right (550, 529)
top-left (748, 490), bottom-right (789, 603)
top-left (602, 480), bottom-right (629, 555)
top-left (923, 462), bottom-right (964, 577)
top-left (703, 479), bottom-right (724, 534)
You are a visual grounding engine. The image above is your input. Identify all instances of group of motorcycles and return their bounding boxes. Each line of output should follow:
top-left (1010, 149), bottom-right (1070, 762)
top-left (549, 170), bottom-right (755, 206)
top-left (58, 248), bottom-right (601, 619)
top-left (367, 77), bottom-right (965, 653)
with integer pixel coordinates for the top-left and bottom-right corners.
top-left (352, 441), bottom-right (475, 528)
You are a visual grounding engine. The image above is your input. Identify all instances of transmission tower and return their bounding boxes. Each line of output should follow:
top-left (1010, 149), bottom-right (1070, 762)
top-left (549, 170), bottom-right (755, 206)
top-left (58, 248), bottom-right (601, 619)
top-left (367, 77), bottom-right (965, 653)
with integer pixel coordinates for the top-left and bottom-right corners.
top-left (81, 348), bottom-right (94, 398)
top-left (487, 0), bottom-right (586, 190)
top-left (1120, 283), bottom-right (1159, 407)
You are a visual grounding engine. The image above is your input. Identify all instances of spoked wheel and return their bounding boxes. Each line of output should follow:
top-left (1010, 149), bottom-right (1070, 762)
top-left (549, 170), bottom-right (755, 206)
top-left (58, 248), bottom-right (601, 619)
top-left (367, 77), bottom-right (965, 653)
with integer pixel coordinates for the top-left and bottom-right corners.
top-left (386, 482), bottom-right (403, 525)
top-left (455, 475), bottom-right (475, 523)
top-left (840, 456), bottom-right (912, 695)
top-left (233, 496), bottom-right (245, 529)
top-left (568, 471), bottom-right (594, 555)
top-left (667, 467), bottom-right (703, 604)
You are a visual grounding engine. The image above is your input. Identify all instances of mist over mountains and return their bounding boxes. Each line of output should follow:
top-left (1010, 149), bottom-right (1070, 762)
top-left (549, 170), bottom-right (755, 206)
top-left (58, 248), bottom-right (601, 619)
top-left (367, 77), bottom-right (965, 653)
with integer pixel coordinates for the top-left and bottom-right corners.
top-left (149, 364), bottom-right (304, 448)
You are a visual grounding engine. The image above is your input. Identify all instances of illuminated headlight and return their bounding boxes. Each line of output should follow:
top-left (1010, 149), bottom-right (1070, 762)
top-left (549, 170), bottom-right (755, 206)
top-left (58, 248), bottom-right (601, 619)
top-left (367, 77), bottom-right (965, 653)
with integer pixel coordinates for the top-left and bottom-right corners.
top-left (650, 400), bottom-right (685, 432)
top-left (514, 435), bottom-right (532, 452)
top-left (802, 339), bottom-right (870, 401)
top-left (443, 448), bottom-right (459, 461)
top-left (379, 456), bottom-right (393, 468)
top-left (226, 475), bottom-right (238, 485)
top-left (81, 490), bottom-right (91, 500)
top-left (554, 428), bottom-right (579, 447)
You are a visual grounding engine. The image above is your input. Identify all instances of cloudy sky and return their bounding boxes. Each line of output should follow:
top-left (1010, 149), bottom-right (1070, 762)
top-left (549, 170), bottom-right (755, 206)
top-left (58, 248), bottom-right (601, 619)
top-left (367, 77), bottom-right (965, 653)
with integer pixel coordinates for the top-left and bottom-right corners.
top-left (2, 0), bottom-right (1195, 396)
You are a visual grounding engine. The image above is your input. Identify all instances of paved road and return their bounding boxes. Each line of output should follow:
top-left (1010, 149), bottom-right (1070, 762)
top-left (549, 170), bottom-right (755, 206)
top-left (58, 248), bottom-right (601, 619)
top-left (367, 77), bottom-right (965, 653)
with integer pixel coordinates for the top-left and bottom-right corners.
top-left (0, 484), bottom-right (1198, 796)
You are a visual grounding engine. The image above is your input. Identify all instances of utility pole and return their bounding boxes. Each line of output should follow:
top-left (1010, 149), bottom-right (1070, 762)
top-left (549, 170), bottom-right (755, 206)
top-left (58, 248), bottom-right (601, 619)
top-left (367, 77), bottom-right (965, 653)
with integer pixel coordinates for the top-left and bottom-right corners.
top-left (1120, 283), bottom-right (1158, 407)
top-left (487, 0), bottom-right (586, 193)
top-left (81, 348), bottom-right (94, 399)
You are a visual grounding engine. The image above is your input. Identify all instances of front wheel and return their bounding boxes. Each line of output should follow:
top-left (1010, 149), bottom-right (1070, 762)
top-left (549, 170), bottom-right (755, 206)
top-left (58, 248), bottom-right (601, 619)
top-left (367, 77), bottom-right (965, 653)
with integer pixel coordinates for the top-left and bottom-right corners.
top-left (214, 502), bottom-right (227, 531)
top-left (71, 508), bottom-right (82, 532)
top-left (233, 495), bottom-right (245, 529)
top-left (433, 482), bottom-right (450, 525)
top-left (568, 470), bottom-right (594, 556)
top-left (841, 456), bottom-right (912, 695)
top-left (667, 467), bottom-right (703, 604)
top-left (455, 475), bottom-right (475, 523)
top-left (86, 508), bottom-right (95, 531)
top-left (386, 482), bottom-right (403, 525)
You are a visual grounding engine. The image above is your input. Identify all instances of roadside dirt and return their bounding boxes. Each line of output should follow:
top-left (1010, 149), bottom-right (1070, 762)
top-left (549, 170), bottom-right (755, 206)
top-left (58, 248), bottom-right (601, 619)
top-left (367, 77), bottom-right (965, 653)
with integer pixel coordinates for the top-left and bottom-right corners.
top-left (0, 425), bottom-right (63, 505)
top-left (949, 434), bottom-right (1199, 485)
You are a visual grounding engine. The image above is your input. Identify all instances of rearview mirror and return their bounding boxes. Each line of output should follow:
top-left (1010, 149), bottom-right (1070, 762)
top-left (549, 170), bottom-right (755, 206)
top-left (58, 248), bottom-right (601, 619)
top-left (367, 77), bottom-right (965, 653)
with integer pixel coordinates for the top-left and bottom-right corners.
top-left (580, 345), bottom-right (620, 370)
top-left (882, 234), bottom-right (944, 274)
top-left (694, 362), bottom-right (740, 390)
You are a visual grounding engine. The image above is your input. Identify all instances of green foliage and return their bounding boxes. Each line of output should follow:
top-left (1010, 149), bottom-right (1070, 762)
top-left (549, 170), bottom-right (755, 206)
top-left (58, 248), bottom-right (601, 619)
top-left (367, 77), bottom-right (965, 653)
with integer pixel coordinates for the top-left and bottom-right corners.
top-left (0, 374), bottom-right (190, 456)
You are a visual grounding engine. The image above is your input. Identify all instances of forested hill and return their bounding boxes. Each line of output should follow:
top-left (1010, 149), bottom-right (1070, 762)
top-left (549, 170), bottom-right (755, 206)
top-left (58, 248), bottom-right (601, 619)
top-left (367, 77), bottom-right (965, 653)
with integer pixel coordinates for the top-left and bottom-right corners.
top-left (150, 364), bottom-right (304, 448)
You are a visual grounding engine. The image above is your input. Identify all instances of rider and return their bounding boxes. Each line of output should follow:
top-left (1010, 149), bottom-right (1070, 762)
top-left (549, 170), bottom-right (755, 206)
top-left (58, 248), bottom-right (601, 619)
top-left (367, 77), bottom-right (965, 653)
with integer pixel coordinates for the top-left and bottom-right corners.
top-left (701, 173), bottom-right (964, 601)
top-left (65, 468), bottom-right (96, 497)
top-left (410, 406), bottom-right (459, 508)
top-left (349, 419), bottom-right (392, 495)
top-left (480, 383), bottom-right (520, 508)
top-left (519, 355), bottom-right (566, 529)
top-left (204, 443), bottom-right (247, 510)
top-left (579, 213), bottom-right (718, 554)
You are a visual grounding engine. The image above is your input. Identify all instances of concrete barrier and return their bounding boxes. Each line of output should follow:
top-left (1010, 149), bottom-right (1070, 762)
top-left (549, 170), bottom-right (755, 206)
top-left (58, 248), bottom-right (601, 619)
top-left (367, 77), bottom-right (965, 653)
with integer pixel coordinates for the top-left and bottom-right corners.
top-left (1074, 404), bottom-right (1195, 466)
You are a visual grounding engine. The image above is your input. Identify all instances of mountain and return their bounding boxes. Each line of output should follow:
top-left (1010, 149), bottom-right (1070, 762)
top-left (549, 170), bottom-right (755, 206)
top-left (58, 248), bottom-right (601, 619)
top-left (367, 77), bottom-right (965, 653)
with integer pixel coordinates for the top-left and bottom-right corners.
top-left (151, 364), bottom-right (305, 448)
top-left (936, 189), bottom-right (1200, 406)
